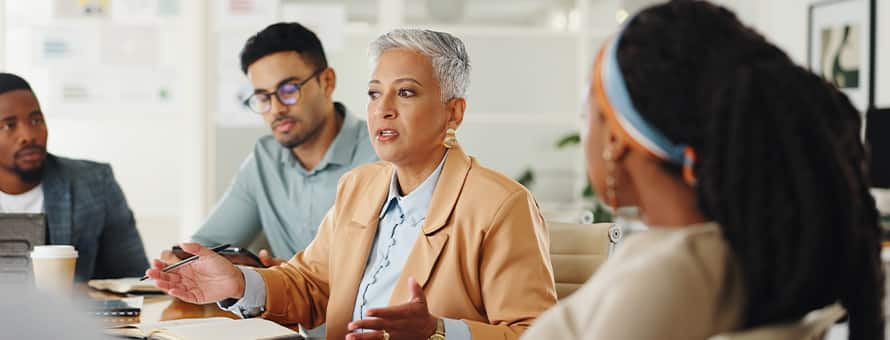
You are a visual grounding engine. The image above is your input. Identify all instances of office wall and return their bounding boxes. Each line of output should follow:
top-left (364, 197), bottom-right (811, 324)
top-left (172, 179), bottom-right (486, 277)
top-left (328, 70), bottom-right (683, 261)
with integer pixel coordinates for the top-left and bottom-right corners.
top-left (14, 0), bottom-right (887, 258)
top-left (1, 1), bottom-right (208, 258)
top-left (618, 0), bottom-right (889, 107)
top-left (208, 1), bottom-right (616, 225)
top-left (719, 0), bottom-right (889, 109)
top-left (213, 31), bottom-right (587, 206)
top-left (2, 0), bottom-right (608, 259)
top-left (719, 0), bottom-right (890, 212)
top-left (876, 0), bottom-right (889, 108)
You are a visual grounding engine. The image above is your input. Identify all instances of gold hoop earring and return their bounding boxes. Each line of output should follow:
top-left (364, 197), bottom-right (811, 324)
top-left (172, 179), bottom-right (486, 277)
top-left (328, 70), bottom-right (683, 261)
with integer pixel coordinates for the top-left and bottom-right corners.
top-left (603, 147), bottom-right (618, 209)
top-left (443, 128), bottom-right (457, 149)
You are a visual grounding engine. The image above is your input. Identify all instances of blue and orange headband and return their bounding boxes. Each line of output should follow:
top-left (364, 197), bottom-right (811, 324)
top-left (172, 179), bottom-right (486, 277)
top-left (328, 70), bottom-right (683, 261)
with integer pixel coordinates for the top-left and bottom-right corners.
top-left (592, 28), bottom-right (698, 185)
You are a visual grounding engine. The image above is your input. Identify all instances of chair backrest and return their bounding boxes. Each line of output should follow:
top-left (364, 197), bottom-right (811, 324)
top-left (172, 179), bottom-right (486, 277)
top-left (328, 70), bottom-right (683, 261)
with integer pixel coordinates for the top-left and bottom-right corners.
top-left (708, 303), bottom-right (846, 340)
top-left (548, 221), bottom-right (620, 299)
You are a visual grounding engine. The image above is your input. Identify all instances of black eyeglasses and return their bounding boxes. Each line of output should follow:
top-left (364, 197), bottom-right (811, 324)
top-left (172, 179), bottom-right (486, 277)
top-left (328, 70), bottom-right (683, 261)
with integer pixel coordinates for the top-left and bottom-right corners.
top-left (243, 69), bottom-right (323, 114)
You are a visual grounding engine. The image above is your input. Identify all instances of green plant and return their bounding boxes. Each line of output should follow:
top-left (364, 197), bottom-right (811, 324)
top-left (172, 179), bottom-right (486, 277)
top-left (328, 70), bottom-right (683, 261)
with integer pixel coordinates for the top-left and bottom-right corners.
top-left (516, 168), bottom-right (535, 188)
top-left (556, 132), bottom-right (612, 223)
top-left (516, 132), bottom-right (612, 223)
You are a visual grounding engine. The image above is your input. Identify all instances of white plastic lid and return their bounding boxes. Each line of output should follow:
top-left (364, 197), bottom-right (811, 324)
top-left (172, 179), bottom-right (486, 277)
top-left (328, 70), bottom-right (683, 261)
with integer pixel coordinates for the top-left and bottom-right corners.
top-left (30, 245), bottom-right (78, 259)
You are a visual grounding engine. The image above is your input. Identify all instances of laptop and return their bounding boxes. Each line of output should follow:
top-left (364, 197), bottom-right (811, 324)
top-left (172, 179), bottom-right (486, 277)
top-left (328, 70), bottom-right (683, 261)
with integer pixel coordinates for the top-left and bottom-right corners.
top-left (0, 213), bottom-right (46, 284)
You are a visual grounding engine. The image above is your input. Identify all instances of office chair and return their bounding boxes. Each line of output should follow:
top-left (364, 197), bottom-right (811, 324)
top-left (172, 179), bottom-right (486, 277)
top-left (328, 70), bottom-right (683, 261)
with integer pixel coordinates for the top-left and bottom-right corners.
top-left (548, 221), bottom-right (621, 299)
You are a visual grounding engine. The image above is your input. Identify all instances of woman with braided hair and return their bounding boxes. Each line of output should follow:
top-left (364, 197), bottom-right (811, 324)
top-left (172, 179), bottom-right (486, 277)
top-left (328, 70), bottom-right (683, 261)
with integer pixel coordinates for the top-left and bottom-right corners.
top-left (523, 1), bottom-right (884, 339)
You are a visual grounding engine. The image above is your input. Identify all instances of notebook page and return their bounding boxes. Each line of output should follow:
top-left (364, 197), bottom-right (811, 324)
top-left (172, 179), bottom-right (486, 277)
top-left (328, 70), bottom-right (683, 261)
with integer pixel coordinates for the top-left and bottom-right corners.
top-left (104, 317), bottom-right (232, 338)
top-left (149, 318), bottom-right (299, 340)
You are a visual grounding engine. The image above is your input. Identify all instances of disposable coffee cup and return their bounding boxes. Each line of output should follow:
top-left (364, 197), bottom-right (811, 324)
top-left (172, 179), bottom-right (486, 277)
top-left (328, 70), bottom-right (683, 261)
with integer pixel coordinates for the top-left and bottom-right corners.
top-left (30, 245), bottom-right (78, 295)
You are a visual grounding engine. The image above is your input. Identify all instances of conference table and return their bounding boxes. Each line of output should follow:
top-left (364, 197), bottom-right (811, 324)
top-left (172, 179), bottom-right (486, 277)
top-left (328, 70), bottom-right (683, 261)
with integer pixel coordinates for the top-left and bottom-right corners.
top-left (84, 284), bottom-right (323, 339)
top-left (85, 287), bottom-right (238, 324)
top-left (81, 245), bottom-right (890, 338)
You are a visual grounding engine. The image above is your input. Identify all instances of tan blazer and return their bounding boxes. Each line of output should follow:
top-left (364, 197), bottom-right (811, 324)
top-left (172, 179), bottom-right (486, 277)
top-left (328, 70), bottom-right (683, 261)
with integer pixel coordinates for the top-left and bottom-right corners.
top-left (256, 146), bottom-right (558, 340)
top-left (523, 223), bottom-right (745, 339)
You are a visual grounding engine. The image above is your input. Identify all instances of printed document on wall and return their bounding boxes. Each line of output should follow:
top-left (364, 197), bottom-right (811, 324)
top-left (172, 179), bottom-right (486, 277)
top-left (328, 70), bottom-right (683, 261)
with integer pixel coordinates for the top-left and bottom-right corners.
top-left (33, 26), bottom-right (100, 67)
top-left (110, 0), bottom-right (162, 25)
top-left (100, 25), bottom-right (160, 67)
top-left (281, 3), bottom-right (347, 52)
top-left (53, 0), bottom-right (110, 19)
top-left (5, 1), bottom-right (53, 26)
top-left (215, 33), bottom-right (263, 127)
top-left (213, 0), bottom-right (280, 31)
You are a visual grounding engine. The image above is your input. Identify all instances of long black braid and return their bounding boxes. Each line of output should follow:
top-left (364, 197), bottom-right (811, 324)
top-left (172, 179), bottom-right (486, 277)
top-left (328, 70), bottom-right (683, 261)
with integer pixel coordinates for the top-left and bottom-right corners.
top-left (615, 1), bottom-right (884, 339)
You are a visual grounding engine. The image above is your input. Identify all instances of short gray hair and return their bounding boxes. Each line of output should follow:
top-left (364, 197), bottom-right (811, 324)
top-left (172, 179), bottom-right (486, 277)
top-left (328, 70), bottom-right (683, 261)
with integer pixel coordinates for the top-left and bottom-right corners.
top-left (369, 29), bottom-right (471, 101)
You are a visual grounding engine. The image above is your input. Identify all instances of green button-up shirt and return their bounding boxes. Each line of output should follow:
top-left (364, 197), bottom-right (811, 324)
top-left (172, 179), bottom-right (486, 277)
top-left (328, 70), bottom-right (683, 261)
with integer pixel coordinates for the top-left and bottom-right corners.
top-left (193, 103), bottom-right (378, 257)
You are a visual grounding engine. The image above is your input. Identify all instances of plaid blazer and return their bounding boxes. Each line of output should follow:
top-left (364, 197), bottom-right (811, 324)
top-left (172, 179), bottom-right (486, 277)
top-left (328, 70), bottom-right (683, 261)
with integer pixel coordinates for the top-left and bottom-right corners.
top-left (43, 154), bottom-right (148, 281)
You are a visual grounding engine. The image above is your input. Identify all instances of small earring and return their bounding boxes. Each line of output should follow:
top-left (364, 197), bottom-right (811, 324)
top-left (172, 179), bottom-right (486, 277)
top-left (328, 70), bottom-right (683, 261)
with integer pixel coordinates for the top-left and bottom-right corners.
top-left (443, 128), bottom-right (457, 149)
top-left (603, 147), bottom-right (618, 209)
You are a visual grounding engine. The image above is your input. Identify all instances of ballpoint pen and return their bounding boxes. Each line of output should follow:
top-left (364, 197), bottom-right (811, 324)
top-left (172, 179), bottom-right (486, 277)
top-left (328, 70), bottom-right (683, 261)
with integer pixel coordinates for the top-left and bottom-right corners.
top-left (140, 243), bottom-right (230, 281)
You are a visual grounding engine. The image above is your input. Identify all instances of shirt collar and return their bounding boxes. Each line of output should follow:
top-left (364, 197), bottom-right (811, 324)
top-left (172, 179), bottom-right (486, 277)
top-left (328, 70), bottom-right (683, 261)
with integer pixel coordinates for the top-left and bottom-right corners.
top-left (379, 151), bottom-right (449, 220)
top-left (281, 102), bottom-right (361, 173)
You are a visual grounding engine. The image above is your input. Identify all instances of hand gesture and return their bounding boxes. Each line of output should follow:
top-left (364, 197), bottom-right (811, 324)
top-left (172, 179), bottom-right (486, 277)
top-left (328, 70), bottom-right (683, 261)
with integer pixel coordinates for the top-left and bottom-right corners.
top-left (346, 277), bottom-right (438, 340)
top-left (145, 242), bottom-right (245, 304)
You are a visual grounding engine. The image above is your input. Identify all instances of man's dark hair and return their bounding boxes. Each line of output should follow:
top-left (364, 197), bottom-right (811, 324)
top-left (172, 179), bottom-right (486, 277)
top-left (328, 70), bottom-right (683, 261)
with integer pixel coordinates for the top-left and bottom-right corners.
top-left (617, 1), bottom-right (884, 339)
top-left (0, 73), bottom-right (44, 183)
top-left (0, 73), bottom-right (32, 95)
top-left (240, 22), bottom-right (328, 74)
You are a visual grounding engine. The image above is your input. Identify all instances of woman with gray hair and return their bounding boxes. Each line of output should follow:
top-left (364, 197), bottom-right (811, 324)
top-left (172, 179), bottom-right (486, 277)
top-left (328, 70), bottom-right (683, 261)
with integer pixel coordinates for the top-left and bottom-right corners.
top-left (147, 28), bottom-right (557, 340)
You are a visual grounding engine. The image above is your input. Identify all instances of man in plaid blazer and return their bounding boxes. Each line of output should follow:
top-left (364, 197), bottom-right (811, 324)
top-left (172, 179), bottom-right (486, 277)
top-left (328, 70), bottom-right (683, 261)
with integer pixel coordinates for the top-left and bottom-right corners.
top-left (0, 73), bottom-right (148, 281)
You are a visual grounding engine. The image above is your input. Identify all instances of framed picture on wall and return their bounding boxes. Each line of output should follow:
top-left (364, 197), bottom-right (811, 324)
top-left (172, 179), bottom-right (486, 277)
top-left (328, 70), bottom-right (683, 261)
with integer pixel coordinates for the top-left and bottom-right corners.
top-left (808, 0), bottom-right (876, 112)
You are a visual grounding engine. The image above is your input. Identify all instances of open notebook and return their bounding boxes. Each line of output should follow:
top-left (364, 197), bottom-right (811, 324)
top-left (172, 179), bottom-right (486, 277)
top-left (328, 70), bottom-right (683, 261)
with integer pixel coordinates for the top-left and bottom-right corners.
top-left (105, 317), bottom-right (303, 340)
top-left (88, 277), bottom-right (165, 294)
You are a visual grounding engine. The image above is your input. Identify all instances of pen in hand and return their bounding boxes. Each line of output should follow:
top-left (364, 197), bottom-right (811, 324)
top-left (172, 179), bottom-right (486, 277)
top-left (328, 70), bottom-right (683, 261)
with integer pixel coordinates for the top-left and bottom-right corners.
top-left (140, 244), bottom-right (230, 281)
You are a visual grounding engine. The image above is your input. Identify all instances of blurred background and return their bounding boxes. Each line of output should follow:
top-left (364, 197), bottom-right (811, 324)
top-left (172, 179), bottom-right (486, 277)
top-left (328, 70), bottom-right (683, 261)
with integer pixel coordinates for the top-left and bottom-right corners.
top-left (0, 0), bottom-right (887, 258)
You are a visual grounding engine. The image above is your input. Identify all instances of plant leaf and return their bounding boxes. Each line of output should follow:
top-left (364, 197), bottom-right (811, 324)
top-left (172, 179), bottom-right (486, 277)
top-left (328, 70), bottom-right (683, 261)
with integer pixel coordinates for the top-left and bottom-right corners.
top-left (516, 168), bottom-right (535, 188)
top-left (555, 133), bottom-right (581, 149)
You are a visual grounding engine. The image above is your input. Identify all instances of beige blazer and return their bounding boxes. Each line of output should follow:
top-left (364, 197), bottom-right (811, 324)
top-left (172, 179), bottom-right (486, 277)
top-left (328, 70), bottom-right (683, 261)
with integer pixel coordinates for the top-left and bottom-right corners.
top-left (255, 146), bottom-right (558, 340)
top-left (523, 223), bottom-right (745, 339)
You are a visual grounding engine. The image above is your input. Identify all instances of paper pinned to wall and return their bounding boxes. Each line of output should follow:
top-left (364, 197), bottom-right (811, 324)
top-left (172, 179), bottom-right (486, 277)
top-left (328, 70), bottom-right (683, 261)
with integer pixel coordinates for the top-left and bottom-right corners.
top-left (100, 25), bottom-right (160, 66)
top-left (33, 26), bottom-right (101, 67)
top-left (215, 32), bottom-right (264, 127)
top-left (53, 0), bottom-right (110, 19)
top-left (215, 32), bottom-right (254, 76)
top-left (213, 0), bottom-right (281, 31)
top-left (44, 70), bottom-right (112, 115)
top-left (112, 68), bottom-right (179, 110)
top-left (281, 3), bottom-right (347, 52)
top-left (110, 0), bottom-right (161, 25)
top-left (5, 1), bottom-right (53, 26)
top-left (216, 79), bottom-right (263, 127)
top-left (157, 0), bottom-right (181, 17)
top-left (43, 68), bottom-right (179, 117)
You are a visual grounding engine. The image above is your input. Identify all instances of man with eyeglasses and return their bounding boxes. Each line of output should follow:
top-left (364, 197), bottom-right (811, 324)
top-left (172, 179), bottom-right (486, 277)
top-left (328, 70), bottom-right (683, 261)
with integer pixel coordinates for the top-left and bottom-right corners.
top-left (160, 23), bottom-right (376, 276)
